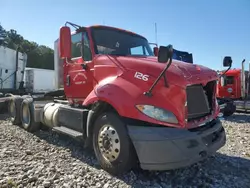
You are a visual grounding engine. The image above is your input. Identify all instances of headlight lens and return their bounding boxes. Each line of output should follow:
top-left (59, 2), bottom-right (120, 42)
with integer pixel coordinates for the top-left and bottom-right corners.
top-left (135, 104), bottom-right (178, 124)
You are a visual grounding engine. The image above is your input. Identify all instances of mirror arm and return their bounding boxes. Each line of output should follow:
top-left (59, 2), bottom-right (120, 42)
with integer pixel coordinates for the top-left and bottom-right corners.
top-left (163, 74), bottom-right (168, 87)
top-left (144, 55), bottom-right (173, 97)
top-left (144, 45), bottom-right (173, 97)
top-left (65, 22), bottom-right (81, 30)
top-left (219, 65), bottom-right (231, 78)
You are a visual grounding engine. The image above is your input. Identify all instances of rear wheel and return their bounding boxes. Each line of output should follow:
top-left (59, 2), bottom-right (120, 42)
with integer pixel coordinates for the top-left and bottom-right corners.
top-left (92, 112), bottom-right (137, 175)
top-left (21, 98), bottom-right (40, 132)
top-left (8, 97), bottom-right (23, 125)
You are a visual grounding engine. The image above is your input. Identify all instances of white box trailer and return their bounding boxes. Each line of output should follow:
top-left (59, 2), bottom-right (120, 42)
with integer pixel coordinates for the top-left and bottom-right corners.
top-left (24, 68), bottom-right (56, 93)
top-left (0, 46), bottom-right (27, 92)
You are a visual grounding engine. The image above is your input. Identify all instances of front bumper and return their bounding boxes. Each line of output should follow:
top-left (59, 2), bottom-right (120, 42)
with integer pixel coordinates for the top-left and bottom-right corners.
top-left (127, 118), bottom-right (226, 171)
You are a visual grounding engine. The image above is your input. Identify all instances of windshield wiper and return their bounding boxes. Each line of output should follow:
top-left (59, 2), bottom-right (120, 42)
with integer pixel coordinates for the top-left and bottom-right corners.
top-left (144, 45), bottom-right (173, 97)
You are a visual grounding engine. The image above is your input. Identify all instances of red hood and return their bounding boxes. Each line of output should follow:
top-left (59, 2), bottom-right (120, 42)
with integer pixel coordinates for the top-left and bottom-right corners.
top-left (112, 56), bottom-right (218, 88)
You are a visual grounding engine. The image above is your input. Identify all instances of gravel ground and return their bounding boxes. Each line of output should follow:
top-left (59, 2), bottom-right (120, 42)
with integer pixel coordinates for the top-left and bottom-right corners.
top-left (0, 113), bottom-right (249, 188)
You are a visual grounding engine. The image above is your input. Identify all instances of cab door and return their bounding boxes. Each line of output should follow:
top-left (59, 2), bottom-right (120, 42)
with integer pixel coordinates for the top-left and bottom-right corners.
top-left (222, 75), bottom-right (238, 98)
top-left (64, 31), bottom-right (94, 100)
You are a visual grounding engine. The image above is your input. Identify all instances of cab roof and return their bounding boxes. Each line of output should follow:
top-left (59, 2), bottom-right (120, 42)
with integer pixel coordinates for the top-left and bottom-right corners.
top-left (77, 25), bottom-right (147, 40)
top-left (223, 69), bottom-right (241, 75)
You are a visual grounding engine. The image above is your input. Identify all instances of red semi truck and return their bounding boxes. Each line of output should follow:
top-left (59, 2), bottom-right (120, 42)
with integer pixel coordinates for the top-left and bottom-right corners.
top-left (217, 59), bottom-right (250, 112)
top-left (7, 22), bottom-right (227, 175)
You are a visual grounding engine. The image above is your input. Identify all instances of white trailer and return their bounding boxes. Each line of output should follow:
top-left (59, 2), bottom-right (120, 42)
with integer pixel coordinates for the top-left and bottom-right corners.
top-left (24, 68), bottom-right (56, 93)
top-left (0, 46), bottom-right (27, 93)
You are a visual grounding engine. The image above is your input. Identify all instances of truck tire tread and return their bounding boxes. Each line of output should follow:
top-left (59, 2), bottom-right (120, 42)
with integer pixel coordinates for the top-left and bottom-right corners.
top-left (223, 103), bottom-right (236, 117)
top-left (21, 97), bottom-right (40, 132)
top-left (8, 96), bottom-right (23, 125)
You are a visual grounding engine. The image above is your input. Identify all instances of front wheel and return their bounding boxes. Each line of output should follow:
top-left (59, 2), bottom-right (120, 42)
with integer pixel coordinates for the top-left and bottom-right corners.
top-left (92, 112), bottom-right (137, 175)
top-left (223, 102), bottom-right (236, 117)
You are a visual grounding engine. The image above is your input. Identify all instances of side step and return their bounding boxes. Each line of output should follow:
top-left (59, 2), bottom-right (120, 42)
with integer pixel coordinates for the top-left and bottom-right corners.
top-left (52, 126), bottom-right (83, 138)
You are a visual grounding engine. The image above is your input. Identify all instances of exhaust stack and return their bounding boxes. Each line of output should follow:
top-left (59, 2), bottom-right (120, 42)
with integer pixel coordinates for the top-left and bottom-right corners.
top-left (247, 61), bottom-right (250, 99)
top-left (241, 59), bottom-right (246, 99)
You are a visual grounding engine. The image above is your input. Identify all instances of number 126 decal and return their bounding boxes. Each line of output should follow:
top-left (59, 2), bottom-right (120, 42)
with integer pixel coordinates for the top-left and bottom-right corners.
top-left (134, 72), bottom-right (149, 81)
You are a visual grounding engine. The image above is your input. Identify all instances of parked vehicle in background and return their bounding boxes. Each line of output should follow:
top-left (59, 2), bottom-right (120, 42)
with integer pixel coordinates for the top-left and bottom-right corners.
top-left (0, 46), bottom-right (27, 95)
top-left (24, 68), bottom-right (56, 93)
top-left (217, 59), bottom-right (250, 113)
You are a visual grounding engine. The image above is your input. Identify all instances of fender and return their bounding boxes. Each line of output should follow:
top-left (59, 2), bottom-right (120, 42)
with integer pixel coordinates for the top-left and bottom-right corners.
top-left (83, 76), bottom-right (142, 142)
top-left (83, 76), bottom-right (142, 117)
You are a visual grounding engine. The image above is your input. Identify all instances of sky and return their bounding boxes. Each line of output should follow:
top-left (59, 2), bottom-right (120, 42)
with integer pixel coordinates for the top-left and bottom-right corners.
top-left (1, 0), bottom-right (250, 71)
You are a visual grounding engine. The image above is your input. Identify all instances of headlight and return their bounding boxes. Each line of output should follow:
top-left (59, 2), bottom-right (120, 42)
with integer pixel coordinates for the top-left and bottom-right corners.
top-left (135, 104), bottom-right (178, 124)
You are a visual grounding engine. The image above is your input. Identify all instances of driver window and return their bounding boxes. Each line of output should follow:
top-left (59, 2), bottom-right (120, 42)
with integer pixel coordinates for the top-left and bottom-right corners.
top-left (71, 32), bottom-right (92, 61)
top-left (83, 32), bottom-right (92, 61)
top-left (71, 33), bottom-right (82, 58)
top-left (225, 76), bottom-right (234, 85)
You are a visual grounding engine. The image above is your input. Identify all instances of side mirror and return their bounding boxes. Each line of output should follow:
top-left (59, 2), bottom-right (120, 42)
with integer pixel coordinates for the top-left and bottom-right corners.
top-left (153, 47), bottom-right (158, 56)
top-left (223, 56), bottom-right (232, 67)
top-left (158, 45), bottom-right (173, 63)
top-left (59, 26), bottom-right (71, 59)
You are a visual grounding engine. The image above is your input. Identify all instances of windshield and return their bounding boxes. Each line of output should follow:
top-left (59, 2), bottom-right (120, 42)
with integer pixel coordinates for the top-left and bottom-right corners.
top-left (91, 27), bottom-right (154, 56)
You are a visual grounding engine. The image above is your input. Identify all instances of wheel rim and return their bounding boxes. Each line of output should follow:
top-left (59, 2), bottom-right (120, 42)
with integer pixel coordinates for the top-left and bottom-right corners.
top-left (9, 101), bottom-right (16, 118)
top-left (22, 103), bottom-right (30, 126)
top-left (98, 124), bottom-right (121, 162)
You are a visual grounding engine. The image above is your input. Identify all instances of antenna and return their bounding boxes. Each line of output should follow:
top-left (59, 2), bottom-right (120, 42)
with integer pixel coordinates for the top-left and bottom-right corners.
top-left (155, 23), bottom-right (158, 46)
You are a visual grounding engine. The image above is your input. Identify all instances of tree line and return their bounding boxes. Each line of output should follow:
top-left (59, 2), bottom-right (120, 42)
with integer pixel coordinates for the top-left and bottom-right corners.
top-left (0, 23), bottom-right (54, 70)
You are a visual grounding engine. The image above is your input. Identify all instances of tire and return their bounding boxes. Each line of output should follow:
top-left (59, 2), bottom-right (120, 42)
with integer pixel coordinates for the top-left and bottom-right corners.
top-left (92, 112), bottom-right (137, 175)
top-left (223, 102), bottom-right (236, 117)
top-left (8, 96), bottom-right (23, 125)
top-left (0, 101), bottom-right (8, 114)
top-left (20, 97), bottom-right (40, 132)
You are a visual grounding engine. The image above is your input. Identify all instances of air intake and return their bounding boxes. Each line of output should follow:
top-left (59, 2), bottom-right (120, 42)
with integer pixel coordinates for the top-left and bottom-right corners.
top-left (186, 84), bottom-right (210, 120)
